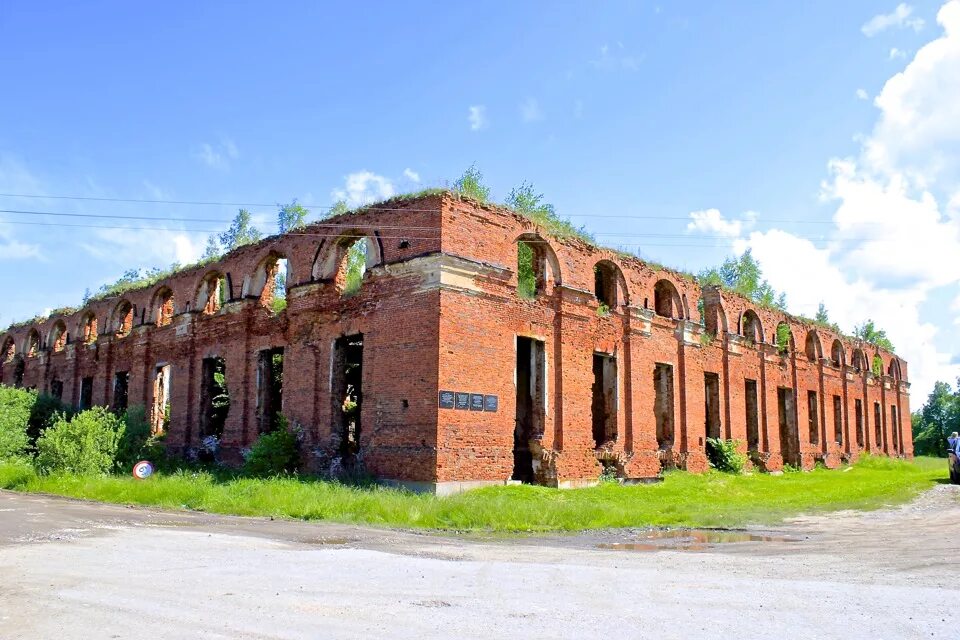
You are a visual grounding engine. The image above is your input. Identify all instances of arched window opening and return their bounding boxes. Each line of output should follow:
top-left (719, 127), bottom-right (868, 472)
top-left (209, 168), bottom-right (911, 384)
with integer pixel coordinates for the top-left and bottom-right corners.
top-left (653, 279), bottom-right (681, 319)
top-left (338, 239), bottom-right (369, 298)
top-left (830, 340), bottom-right (844, 368)
top-left (871, 354), bottom-right (883, 377)
top-left (517, 240), bottom-right (545, 299)
top-left (50, 321), bottom-right (67, 352)
top-left (198, 272), bottom-right (228, 315)
top-left (113, 300), bottom-right (133, 338)
top-left (852, 349), bottom-right (867, 372)
top-left (888, 359), bottom-right (902, 381)
top-left (153, 287), bottom-right (175, 327)
top-left (775, 322), bottom-right (793, 356)
top-left (256, 254), bottom-right (290, 313)
top-left (804, 331), bottom-right (821, 362)
top-left (741, 310), bottom-right (763, 344)
top-left (26, 330), bottom-right (40, 357)
top-left (702, 300), bottom-right (727, 339)
top-left (594, 262), bottom-right (617, 311)
top-left (1, 337), bottom-right (14, 363)
top-left (81, 312), bottom-right (98, 345)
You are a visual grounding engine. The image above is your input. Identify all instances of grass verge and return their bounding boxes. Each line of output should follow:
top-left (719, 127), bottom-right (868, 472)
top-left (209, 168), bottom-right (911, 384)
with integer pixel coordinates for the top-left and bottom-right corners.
top-left (0, 456), bottom-right (946, 533)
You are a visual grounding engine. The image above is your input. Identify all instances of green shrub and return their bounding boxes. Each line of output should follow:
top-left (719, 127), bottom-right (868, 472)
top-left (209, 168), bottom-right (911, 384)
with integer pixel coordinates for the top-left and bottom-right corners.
top-left (115, 406), bottom-right (153, 472)
top-left (243, 417), bottom-right (299, 476)
top-left (0, 385), bottom-right (35, 460)
top-left (706, 438), bottom-right (746, 474)
top-left (27, 393), bottom-right (74, 446)
top-left (35, 408), bottom-right (123, 475)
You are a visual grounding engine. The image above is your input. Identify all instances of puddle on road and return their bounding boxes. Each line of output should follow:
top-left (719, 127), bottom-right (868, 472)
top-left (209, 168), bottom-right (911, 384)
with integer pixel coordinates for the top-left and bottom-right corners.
top-left (597, 529), bottom-right (802, 552)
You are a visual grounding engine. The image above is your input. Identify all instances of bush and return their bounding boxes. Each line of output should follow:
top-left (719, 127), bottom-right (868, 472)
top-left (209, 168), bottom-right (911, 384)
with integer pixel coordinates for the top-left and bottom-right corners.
top-left (35, 407), bottom-right (123, 475)
top-left (0, 385), bottom-right (35, 460)
top-left (115, 406), bottom-right (153, 472)
top-left (706, 438), bottom-right (746, 474)
top-left (243, 417), bottom-right (299, 477)
top-left (27, 393), bottom-right (74, 446)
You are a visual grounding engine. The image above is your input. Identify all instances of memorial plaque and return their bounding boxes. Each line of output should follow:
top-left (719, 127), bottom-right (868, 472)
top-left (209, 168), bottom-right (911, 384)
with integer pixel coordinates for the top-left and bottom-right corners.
top-left (438, 390), bottom-right (455, 409)
top-left (483, 395), bottom-right (498, 412)
top-left (455, 392), bottom-right (470, 410)
top-left (469, 393), bottom-right (484, 411)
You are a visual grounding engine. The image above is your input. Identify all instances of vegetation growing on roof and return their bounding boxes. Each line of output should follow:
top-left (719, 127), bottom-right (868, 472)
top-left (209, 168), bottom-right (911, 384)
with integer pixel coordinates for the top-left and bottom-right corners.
top-left (698, 249), bottom-right (787, 312)
top-left (854, 319), bottom-right (895, 353)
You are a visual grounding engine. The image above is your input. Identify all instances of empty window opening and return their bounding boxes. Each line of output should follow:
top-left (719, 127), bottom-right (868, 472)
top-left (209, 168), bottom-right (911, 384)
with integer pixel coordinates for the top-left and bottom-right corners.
top-left (337, 240), bottom-right (368, 298)
top-left (805, 332), bottom-right (820, 361)
top-left (517, 241), bottom-right (545, 300)
top-left (50, 379), bottom-right (64, 401)
top-left (257, 255), bottom-right (289, 313)
top-left (807, 391), bottom-right (819, 445)
top-left (831, 340), bottom-right (844, 368)
top-left (151, 365), bottom-right (171, 435)
top-left (704, 372), bottom-right (721, 440)
top-left (113, 371), bottom-right (130, 412)
top-left (81, 313), bottom-right (98, 345)
top-left (855, 399), bottom-right (864, 448)
top-left (51, 322), bottom-right (67, 352)
top-left (27, 330), bottom-right (40, 357)
top-left (514, 336), bottom-right (546, 482)
top-left (592, 353), bottom-right (618, 448)
top-left (654, 363), bottom-right (675, 448)
top-left (79, 377), bottom-right (94, 410)
top-left (778, 388), bottom-right (799, 466)
top-left (200, 357), bottom-right (230, 440)
top-left (745, 379), bottom-right (760, 451)
top-left (199, 272), bottom-right (228, 315)
top-left (257, 348), bottom-right (284, 433)
top-left (852, 349), bottom-right (866, 372)
top-left (833, 395), bottom-right (843, 445)
top-left (154, 288), bottom-right (175, 327)
top-left (654, 280), bottom-right (680, 319)
top-left (1, 338), bottom-right (14, 364)
top-left (742, 311), bottom-right (762, 344)
top-left (873, 402), bottom-right (882, 450)
top-left (114, 301), bottom-right (133, 338)
top-left (594, 262), bottom-right (617, 310)
top-left (332, 334), bottom-right (364, 464)
top-left (890, 405), bottom-right (899, 453)
top-left (775, 323), bottom-right (793, 356)
top-left (871, 354), bottom-right (883, 377)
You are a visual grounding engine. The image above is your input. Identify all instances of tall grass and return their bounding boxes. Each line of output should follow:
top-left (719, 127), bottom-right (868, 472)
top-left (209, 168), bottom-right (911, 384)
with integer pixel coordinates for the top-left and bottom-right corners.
top-left (0, 456), bottom-right (945, 532)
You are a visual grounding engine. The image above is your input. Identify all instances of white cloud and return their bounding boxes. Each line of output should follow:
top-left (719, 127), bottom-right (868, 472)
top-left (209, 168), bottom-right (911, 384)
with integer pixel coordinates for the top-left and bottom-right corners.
top-left (80, 227), bottom-right (203, 266)
top-left (686, 208), bottom-right (746, 238)
top-left (331, 170), bottom-right (396, 207)
top-left (692, 1), bottom-right (960, 398)
top-left (520, 98), bottom-right (543, 123)
top-left (862, 3), bottom-right (925, 37)
top-left (403, 168), bottom-right (421, 183)
top-left (856, 88), bottom-right (870, 100)
top-left (591, 42), bottom-right (643, 71)
top-left (195, 137), bottom-right (239, 170)
top-left (0, 231), bottom-right (42, 261)
top-left (468, 105), bottom-right (487, 131)
top-left (889, 47), bottom-right (907, 59)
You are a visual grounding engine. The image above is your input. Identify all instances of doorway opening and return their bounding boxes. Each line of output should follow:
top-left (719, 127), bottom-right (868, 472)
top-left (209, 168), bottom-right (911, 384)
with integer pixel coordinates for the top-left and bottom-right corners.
top-left (807, 391), bottom-right (819, 446)
top-left (514, 336), bottom-right (545, 482)
top-left (704, 372), bottom-right (721, 440)
top-left (591, 353), bottom-right (617, 448)
top-left (778, 387), bottom-right (799, 466)
top-left (200, 357), bottom-right (230, 439)
top-left (873, 402), bottom-right (883, 451)
top-left (745, 379), bottom-right (760, 451)
top-left (855, 399), bottom-right (864, 448)
top-left (113, 371), bottom-right (129, 412)
top-left (152, 365), bottom-right (171, 435)
top-left (257, 348), bottom-right (284, 433)
top-left (80, 376), bottom-right (94, 410)
top-left (332, 334), bottom-right (364, 464)
top-left (654, 363), bottom-right (675, 448)
top-left (833, 395), bottom-right (843, 445)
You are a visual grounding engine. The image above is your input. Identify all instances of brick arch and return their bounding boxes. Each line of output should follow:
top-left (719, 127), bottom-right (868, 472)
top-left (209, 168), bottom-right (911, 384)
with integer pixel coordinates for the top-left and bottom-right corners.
top-left (593, 259), bottom-right (630, 307)
top-left (851, 347), bottom-right (867, 372)
top-left (774, 321), bottom-right (795, 354)
top-left (150, 286), bottom-right (175, 327)
top-left (311, 230), bottom-right (384, 282)
top-left (514, 232), bottom-right (562, 296)
top-left (888, 357), bottom-right (903, 380)
top-left (25, 328), bottom-right (41, 356)
top-left (78, 310), bottom-right (99, 344)
top-left (830, 338), bottom-right (845, 367)
top-left (111, 299), bottom-right (134, 338)
top-left (804, 329), bottom-right (823, 361)
top-left (740, 309), bottom-right (763, 343)
top-left (195, 270), bottom-right (228, 315)
top-left (653, 278), bottom-right (684, 319)
top-left (1, 335), bottom-right (14, 363)
top-left (49, 320), bottom-right (68, 352)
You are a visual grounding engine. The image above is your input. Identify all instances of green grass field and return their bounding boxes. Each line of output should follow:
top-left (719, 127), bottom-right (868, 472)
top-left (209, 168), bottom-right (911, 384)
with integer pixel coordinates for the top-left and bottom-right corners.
top-left (0, 456), bottom-right (947, 532)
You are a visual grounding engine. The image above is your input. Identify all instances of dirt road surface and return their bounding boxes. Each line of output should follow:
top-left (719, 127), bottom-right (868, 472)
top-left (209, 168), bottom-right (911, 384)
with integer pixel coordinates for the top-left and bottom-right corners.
top-left (1, 486), bottom-right (958, 639)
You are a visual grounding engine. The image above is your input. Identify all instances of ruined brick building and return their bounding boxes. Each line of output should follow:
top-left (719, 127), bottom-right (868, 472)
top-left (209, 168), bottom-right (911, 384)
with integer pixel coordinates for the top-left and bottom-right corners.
top-left (0, 193), bottom-right (912, 493)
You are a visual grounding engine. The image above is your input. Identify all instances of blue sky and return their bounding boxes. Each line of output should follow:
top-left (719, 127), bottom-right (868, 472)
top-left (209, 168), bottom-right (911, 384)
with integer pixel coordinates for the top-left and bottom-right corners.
top-left (1, 1), bottom-right (958, 398)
